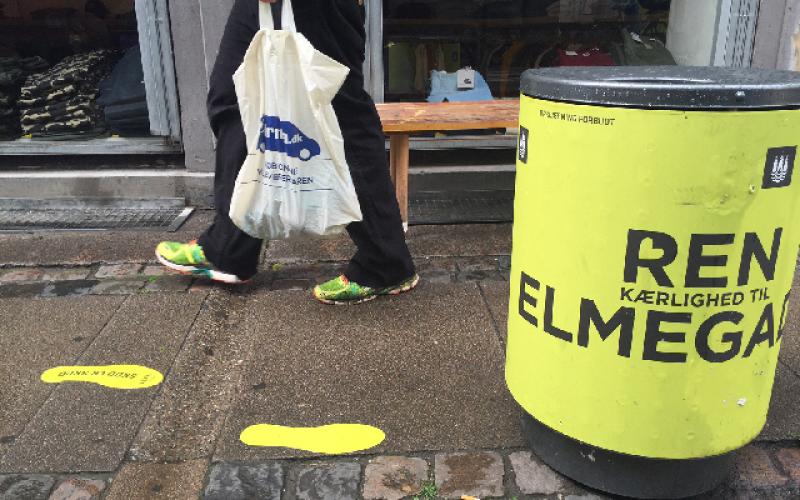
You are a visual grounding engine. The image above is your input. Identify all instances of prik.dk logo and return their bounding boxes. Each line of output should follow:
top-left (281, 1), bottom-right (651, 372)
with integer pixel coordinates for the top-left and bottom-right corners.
top-left (763, 146), bottom-right (796, 189)
top-left (258, 116), bottom-right (321, 161)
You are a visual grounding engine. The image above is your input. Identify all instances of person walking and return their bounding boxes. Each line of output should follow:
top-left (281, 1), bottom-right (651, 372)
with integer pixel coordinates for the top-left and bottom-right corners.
top-left (156, 0), bottom-right (418, 305)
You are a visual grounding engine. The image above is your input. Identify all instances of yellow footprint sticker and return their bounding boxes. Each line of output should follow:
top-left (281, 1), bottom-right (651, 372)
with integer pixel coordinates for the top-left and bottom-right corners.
top-left (240, 424), bottom-right (385, 455)
top-left (41, 365), bottom-right (163, 390)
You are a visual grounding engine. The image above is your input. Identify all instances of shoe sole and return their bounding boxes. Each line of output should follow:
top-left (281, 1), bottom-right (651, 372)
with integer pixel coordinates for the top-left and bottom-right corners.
top-left (314, 293), bottom-right (379, 306)
top-left (155, 251), bottom-right (248, 285)
top-left (381, 274), bottom-right (420, 296)
top-left (314, 275), bottom-right (420, 306)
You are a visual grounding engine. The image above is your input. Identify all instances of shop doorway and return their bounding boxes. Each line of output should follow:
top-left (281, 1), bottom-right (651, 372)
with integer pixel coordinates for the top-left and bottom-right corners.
top-left (0, 0), bottom-right (181, 155)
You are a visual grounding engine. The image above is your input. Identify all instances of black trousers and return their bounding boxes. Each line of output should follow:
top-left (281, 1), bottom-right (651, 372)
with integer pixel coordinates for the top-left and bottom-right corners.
top-left (199, 0), bottom-right (415, 288)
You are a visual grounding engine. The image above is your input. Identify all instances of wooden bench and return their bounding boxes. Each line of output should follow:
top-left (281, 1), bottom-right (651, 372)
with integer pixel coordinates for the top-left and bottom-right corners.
top-left (376, 100), bottom-right (520, 224)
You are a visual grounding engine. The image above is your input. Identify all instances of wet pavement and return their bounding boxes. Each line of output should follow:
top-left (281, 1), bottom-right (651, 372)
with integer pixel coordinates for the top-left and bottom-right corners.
top-left (0, 216), bottom-right (798, 498)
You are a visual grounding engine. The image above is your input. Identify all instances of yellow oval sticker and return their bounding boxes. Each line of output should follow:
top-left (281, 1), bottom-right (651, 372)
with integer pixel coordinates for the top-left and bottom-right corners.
top-left (41, 365), bottom-right (164, 390)
top-left (240, 423), bottom-right (385, 455)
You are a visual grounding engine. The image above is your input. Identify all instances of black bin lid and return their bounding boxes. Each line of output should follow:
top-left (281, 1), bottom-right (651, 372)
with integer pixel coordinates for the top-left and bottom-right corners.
top-left (521, 66), bottom-right (800, 110)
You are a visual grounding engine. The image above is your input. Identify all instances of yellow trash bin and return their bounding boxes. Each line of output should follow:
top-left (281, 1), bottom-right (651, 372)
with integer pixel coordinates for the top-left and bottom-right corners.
top-left (507, 67), bottom-right (800, 498)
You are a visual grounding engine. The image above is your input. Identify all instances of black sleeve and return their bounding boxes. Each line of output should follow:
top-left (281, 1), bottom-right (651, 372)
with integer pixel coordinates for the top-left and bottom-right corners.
top-left (206, 0), bottom-right (261, 136)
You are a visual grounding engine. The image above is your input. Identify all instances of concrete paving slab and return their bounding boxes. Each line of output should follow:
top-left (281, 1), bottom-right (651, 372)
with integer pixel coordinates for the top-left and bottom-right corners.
top-left (0, 297), bottom-right (124, 444)
top-left (407, 224), bottom-right (511, 259)
top-left (104, 460), bottom-right (208, 500)
top-left (263, 224), bottom-right (512, 264)
top-left (214, 282), bottom-right (526, 461)
top-left (130, 293), bottom-right (261, 462)
top-left (776, 267), bottom-right (800, 377)
top-left (478, 281), bottom-right (511, 351)
top-left (761, 362), bottom-right (800, 441)
top-left (0, 293), bottom-right (207, 473)
top-left (0, 212), bottom-right (212, 267)
top-left (89, 280), bottom-right (145, 296)
top-left (760, 266), bottom-right (800, 441)
top-left (263, 232), bottom-right (354, 263)
top-left (142, 276), bottom-right (193, 293)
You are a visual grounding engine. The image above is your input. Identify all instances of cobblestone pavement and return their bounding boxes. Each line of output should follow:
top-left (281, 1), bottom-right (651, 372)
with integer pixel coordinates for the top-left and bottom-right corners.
top-left (0, 255), bottom-right (511, 299)
top-left (0, 228), bottom-right (800, 500)
top-left (1, 254), bottom-right (797, 499)
top-left (1, 443), bottom-right (799, 499)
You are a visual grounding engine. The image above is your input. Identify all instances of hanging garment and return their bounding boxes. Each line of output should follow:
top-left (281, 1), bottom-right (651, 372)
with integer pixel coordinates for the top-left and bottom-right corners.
top-left (621, 30), bottom-right (676, 65)
top-left (428, 69), bottom-right (493, 102)
top-left (414, 43), bottom-right (428, 93)
top-left (386, 42), bottom-right (415, 94)
top-left (500, 40), bottom-right (529, 98)
top-left (97, 46), bottom-right (150, 134)
top-left (556, 47), bottom-right (615, 66)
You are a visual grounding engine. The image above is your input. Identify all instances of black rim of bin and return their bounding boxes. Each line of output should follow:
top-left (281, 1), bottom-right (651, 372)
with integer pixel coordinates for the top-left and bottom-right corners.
top-left (520, 66), bottom-right (800, 110)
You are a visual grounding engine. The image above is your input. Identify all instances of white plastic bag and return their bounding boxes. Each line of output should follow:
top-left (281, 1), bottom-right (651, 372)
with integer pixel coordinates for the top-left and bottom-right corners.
top-left (229, 0), bottom-right (363, 240)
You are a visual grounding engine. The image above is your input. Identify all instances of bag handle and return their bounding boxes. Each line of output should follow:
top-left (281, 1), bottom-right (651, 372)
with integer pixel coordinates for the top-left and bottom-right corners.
top-left (259, 0), bottom-right (297, 32)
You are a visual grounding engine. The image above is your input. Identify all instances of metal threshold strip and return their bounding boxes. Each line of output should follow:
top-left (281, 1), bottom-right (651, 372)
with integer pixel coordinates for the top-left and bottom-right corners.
top-left (0, 190), bottom-right (512, 230)
top-left (0, 137), bottom-right (182, 156)
top-left (409, 190), bottom-right (514, 225)
top-left (0, 199), bottom-right (193, 232)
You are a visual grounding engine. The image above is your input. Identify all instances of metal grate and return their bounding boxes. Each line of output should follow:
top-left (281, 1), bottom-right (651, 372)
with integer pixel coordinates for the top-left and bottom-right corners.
top-left (0, 204), bottom-right (193, 232)
top-left (409, 190), bottom-right (513, 225)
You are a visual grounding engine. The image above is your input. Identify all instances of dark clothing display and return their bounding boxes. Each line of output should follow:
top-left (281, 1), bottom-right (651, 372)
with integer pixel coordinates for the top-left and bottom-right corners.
top-left (22, 115), bottom-right (96, 135)
top-left (0, 67), bottom-right (23, 87)
top-left (0, 59), bottom-right (24, 138)
top-left (20, 96), bottom-right (95, 119)
top-left (21, 106), bottom-right (95, 127)
top-left (22, 71), bottom-right (94, 95)
top-left (19, 84), bottom-right (82, 108)
top-left (97, 46), bottom-right (150, 135)
top-left (19, 88), bottom-right (99, 106)
top-left (0, 94), bottom-right (18, 138)
top-left (101, 101), bottom-right (149, 134)
top-left (0, 7), bottom-right (146, 142)
top-left (19, 57), bottom-right (50, 73)
top-left (0, 56), bottom-right (48, 138)
top-left (198, 0), bottom-right (415, 287)
top-left (18, 49), bottom-right (115, 138)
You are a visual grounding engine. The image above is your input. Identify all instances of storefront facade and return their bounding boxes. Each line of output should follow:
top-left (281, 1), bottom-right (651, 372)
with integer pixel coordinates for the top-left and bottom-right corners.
top-left (1, 0), bottom-right (799, 206)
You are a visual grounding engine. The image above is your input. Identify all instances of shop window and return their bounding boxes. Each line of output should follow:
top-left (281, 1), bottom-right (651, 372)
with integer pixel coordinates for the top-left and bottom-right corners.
top-left (0, 0), bottom-right (178, 149)
top-left (381, 0), bottom-right (750, 105)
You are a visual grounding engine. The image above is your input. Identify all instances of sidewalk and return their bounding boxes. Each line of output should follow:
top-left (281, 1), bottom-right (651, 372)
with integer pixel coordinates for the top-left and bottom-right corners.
top-left (0, 213), bottom-right (798, 499)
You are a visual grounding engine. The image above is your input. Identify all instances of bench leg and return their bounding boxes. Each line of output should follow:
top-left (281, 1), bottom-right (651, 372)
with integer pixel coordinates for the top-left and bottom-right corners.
top-left (389, 134), bottom-right (410, 227)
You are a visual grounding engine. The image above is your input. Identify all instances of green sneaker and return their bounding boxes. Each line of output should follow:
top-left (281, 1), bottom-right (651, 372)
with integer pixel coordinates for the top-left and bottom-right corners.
top-left (313, 274), bottom-right (420, 305)
top-left (155, 240), bottom-right (247, 284)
